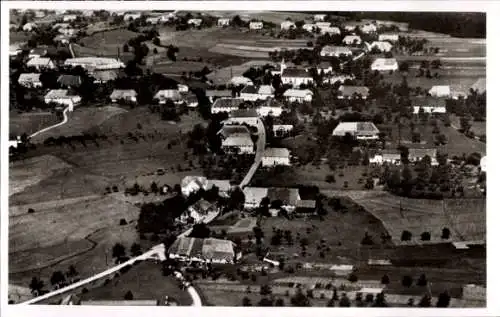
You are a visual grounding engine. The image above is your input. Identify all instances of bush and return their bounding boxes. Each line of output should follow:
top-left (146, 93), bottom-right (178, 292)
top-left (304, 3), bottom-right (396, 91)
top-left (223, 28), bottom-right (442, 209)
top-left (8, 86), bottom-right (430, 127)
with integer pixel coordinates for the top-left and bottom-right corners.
top-left (28, 208), bottom-right (35, 213)
top-left (347, 273), bottom-right (358, 283)
top-left (401, 230), bottom-right (412, 241)
top-left (417, 274), bottom-right (427, 287)
top-left (119, 219), bottom-right (128, 226)
top-left (381, 274), bottom-right (390, 285)
top-left (325, 174), bottom-right (336, 183)
top-left (402, 275), bottom-right (413, 287)
top-left (81, 288), bottom-right (88, 294)
top-left (441, 227), bottom-right (451, 239)
top-left (124, 290), bottom-right (134, 300)
top-left (420, 231), bottom-right (431, 241)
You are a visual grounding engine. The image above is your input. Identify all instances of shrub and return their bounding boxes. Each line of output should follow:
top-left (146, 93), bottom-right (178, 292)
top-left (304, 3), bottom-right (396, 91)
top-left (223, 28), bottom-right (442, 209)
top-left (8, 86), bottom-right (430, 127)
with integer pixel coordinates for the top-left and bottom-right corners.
top-left (441, 227), bottom-right (451, 239)
top-left (28, 208), bottom-right (35, 213)
top-left (401, 230), bottom-right (412, 241)
top-left (347, 273), bottom-right (358, 283)
top-left (417, 274), bottom-right (427, 286)
top-left (381, 274), bottom-right (390, 285)
top-left (420, 231), bottom-right (431, 241)
top-left (402, 275), bottom-right (413, 287)
top-left (119, 219), bottom-right (127, 226)
top-left (124, 290), bottom-right (134, 300)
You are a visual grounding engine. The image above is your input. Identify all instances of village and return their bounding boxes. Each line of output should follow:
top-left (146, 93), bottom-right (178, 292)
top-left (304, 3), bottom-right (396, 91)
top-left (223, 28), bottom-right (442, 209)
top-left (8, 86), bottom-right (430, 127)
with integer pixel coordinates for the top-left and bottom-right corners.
top-left (8, 9), bottom-right (486, 308)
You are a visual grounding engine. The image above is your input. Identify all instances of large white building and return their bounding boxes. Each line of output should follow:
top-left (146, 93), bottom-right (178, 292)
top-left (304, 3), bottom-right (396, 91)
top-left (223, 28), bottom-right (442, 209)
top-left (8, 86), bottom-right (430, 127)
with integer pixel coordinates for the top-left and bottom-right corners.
top-left (18, 73), bottom-right (42, 88)
top-left (27, 57), bottom-right (56, 70)
top-left (281, 67), bottom-right (314, 88)
top-left (211, 98), bottom-right (244, 114)
top-left (281, 21), bottom-right (296, 30)
top-left (221, 134), bottom-right (255, 154)
top-left (429, 85), bottom-right (451, 98)
top-left (378, 33), bottom-right (399, 42)
top-left (370, 58), bottom-right (398, 71)
top-left (262, 148), bottom-right (291, 167)
top-left (320, 45), bottom-right (353, 57)
top-left (412, 96), bottom-right (447, 114)
top-left (110, 89), bottom-right (137, 103)
top-left (249, 21), bottom-right (263, 30)
top-left (257, 100), bottom-right (284, 117)
top-left (44, 89), bottom-right (82, 111)
top-left (332, 122), bottom-right (379, 140)
top-left (283, 89), bottom-right (313, 103)
top-left (367, 41), bottom-right (393, 53)
top-left (343, 35), bottom-right (362, 45)
top-left (217, 18), bottom-right (231, 27)
top-left (168, 237), bottom-right (241, 264)
top-left (64, 57), bottom-right (125, 71)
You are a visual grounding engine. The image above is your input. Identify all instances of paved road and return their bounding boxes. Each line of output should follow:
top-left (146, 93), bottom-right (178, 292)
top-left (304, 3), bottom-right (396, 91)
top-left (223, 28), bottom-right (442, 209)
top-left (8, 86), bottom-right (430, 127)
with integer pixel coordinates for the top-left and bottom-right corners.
top-left (239, 118), bottom-right (266, 188)
top-left (29, 107), bottom-right (70, 139)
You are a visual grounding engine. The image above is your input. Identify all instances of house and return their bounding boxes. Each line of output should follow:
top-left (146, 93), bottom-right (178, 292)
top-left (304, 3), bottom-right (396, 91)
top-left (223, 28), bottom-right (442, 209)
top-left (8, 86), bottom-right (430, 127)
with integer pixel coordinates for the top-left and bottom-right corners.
top-left (344, 24), bottom-right (356, 32)
top-left (302, 23), bottom-right (316, 33)
top-left (257, 99), bottom-right (285, 117)
top-left (183, 92), bottom-right (199, 108)
top-left (224, 109), bottom-right (260, 127)
top-left (267, 187), bottom-right (301, 213)
top-left (315, 22), bottom-right (331, 29)
top-left (470, 78), bottom-right (486, 94)
top-left (44, 89), bottom-right (82, 111)
top-left (159, 12), bottom-right (177, 23)
top-left (314, 14), bottom-right (327, 21)
top-left (369, 150), bottom-right (401, 165)
top-left (315, 61), bottom-right (333, 74)
top-left (211, 98), bottom-right (243, 114)
top-left (240, 85), bottom-right (260, 101)
top-left (177, 84), bottom-right (189, 93)
top-left (217, 18), bottom-right (231, 27)
top-left (367, 41), bottom-right (393, 53)
top-left (63, 14), bottom-right (78, 22)
top-left (183, 199), bottom-right (218, 223)
top-left (338, 85), bottom-right (370, 99)
top-left (262, 148), bottom-right (291, 167)
top-left (249, 21), bottom-right (264, 30)
top-left (378, 33), bottom-right (399, 42)
top-left (323, 74), bottom-right (355, 85)
top-left (27, 57), bottom-right (56, 70)
top-left (295, 200), bottom-right (318, 216)
top-left (91, 70), bottom-right (118, 83)
top-left (206, 90), bottom-right (233, 103)
top-left (320, 26), bottom-right (341, 35)
top-left (181, 176), bottom-right (208, 197)
top-left (18, 73), bottom-right (42, 88)
top-left (217, 125), bottom-right (250, 139)
top-left (52, 23), bottom-right (71, 30)
top-left (360, 23), bottom-right (377, 33)
top-left (54, 34), bottom-right (74, 44)
top-left (124, 13), bottom-right (142, 21)
top-left (59, 28), bottom-right (77, 36)
top-left (34, 10), bottom-right (46, 18)
top-left (332, 122), bottom-right (379, 140)
top-left (429, 85), bottom-right (451, 98)
top-left (230, 76), bottom-right (253, 86)
top-left (243, 187), bottom-right (269, 209)
top-left (273, 124), bottom-right (294, 137)
top-left (412, 96), bottom-right (446, 114)
top-left (320, 45), bottom-right (353, 57)
top-left (207, 179), bottom-right (232, 198)
top-left (281, 21), bottom-right (296, 30)
top-left (29, 47), bottom-right (48, 59)
top-left (64, 57), bottom-right (125, 71)
top-left (257, 85), bottom-right (275, 99)
top-left (110, 89), bottom-right (137, 103)
top-left (57, 75), bottom-right (82, 88)
top-left (146, 16), bottom-right (161, 25)
top-left (22, 23), bottom-right (37, 32)
top-left (168, 237), bottom-right (241, 264)
top-left (187, 18), bottom-right (203, 27)
top-left (408, 147), bottom-right (438, 165)
top-left (221, 133), bottom-right (254, 154)
top-left (370, 58), bottom-right (398, 71)
top-left (281, 68), bottom-right (314, 87)
top-left (342, 35), bottom-right (362, 45)
top-left (283, 88), bottom-right (313, 103)
top-left (154, 89), bottom-right (184, 105)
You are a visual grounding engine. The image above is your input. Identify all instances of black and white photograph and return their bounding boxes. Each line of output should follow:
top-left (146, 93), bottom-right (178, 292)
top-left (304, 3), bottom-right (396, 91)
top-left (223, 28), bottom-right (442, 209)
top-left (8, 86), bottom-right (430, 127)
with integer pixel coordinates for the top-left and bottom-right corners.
top-left (2, 2), bottom-right (494, 314)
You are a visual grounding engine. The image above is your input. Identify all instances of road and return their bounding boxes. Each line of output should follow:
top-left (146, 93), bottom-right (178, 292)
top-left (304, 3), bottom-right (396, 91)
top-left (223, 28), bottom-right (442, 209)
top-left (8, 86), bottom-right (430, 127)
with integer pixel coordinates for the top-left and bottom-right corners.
top-left (239, 118), bottom-right (266, 188)
top-left (28, 107), bottom-right (69, 139)
top-left (68, 43), bottom-right (76, 58)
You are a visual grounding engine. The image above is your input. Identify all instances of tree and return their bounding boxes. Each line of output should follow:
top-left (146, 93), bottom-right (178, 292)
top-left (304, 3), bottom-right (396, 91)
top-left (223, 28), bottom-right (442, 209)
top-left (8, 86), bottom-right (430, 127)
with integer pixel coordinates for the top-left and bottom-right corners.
top-left (372, 292), bottom-right (388, 307)
top-left (124, 290), bottom-right (134, 300)
top-left (112, 243), bottom-right (126, 260)
top-left (29, 277), bottom-right (45, 295)
top-left (399, 61), bottom-right (410, 72)
top-left (291, 289), bottom-right (310, 306)
top-left (459, 116), bottom-right (471, 133)
top-left (418, 293), bottom-right (432, 307)
top-left (339, 293), bottom-right (351, 307)
top-left (275, 297), bottom-right (285, 306)
top-left (242, 296), bottom-right (252, 306)
top-left (28, 208), bottom-right (35, 213)
top-left (417, 274), bottom-right (427, 287)
top-left (130, 243), bottom-right (142, 257)
top-left (258, 297), bottom-right (274, 306)
top-left (260, 284), bottom-right (272, 295)
top-left (441, 227), bottom-right (451, 239)
top-left (402, 275), bottom-right (413, 288)
top-left (66, 265), bottom-right (78, 280)
top-left (436, 291), bottom-right (451, 307)
top-left (401, 230), bottom-right (412, 241)
top-left (381, 274), bottom-right (390, 285)
top-left (150, 181), bottom-right (159, 194)
top-left (189, 223), bottom-right (211, 239)
top-left (50, 271), bottom-right (66, 287)
top-left (420, 231), bottom-right (431, 241)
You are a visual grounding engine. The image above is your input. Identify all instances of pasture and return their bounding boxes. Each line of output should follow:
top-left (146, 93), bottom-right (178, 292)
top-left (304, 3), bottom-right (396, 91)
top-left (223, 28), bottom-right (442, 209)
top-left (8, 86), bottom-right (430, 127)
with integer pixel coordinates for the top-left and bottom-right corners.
top-left (79, 28), bottom-right (139, 55)
top-left (10, 111), bottom-right (60, 137)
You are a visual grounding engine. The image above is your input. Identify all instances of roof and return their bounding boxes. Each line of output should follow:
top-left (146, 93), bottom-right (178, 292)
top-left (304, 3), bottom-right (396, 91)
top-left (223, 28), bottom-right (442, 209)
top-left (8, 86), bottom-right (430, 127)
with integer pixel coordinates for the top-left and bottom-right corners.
top-left (206, 90), bottom-right (232, 98)
top-left (370, 41), bottom-right (393, 51)
top-left (317, 61), bottom-right (332, 69)
top-left (267, 187), bottom-right (300, 205)
top-left (339, 85), bottom-right (370, 97)
top-left (411, 96), bottom-right (446, 108)
top-left (18, 73), bottom-right (41, 82)
top-left (207, 179), bottom-right (232, 192)
top-left (217, 125), bottom-right (250, 138)
top-left (409, 147), bottom-right (437, 158)
top-left (212, 98), bottom-right (244, 109)
top-left (181, 176), bottom-right (208, 188)
top-left (30, 48), bottom-right (48, 56)
top-left (258, 85), bottom-right (275, 95)
top-left (283, 89), bottom-right (313, 98)
top-left (45, 89), bottom-right (70, 99)
top-left (371, 58), bottom-right (398, 68)
top-left (282, 68), bottom-right (311, 78)
top-left (64, 57), bottom-right (125, 69)
top-left (263, 147), bottom-right (290, 158)
top-left (296, 200), bottom-right (317, 209)
top-left (27, 57), bottom-right (52, 66)
top-left (169, 237), bottom-right (236, 262)
top-left (229, 109), bottom-right (259, 118)
top-left (92, 70), bottom-right (118, 82)
top-left (57, 74), bottom-right (82, 87)
top-left (190, 199), bottom-right (215, 213)
top-left (321, 45), bottom-right (352, 55)
top-left (241, 85), bottom-right (259, 94)
top-left (343, 35), bottom-right (361, 42)
top-left (155, 89), bottom-right (182, 101)
top-left (222, 134), bottom-right (254, 147)
top-left (273, 124), bottom-right (294, 131)
top-left (429, 85), bottom-right (451, 96)
top-left (332, 122), bottom-right (379, 136)
top-left (243, 187), bottom-right (269, 205)
top-left (471, 78), bottom-right (486, 94)
top-left (110, 89), bottom-right (137, 99)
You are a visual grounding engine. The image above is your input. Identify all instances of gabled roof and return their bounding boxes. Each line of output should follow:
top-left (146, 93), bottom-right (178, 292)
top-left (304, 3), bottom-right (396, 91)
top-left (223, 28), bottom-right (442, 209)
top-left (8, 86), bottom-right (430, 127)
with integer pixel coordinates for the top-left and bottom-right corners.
top-left (283, 89), bottom-right (313, 98)
top-left (217, 125), bottom-right (250, 138)
top-left (181, 176), bottom-right (207, 188)
top-left (263, 147), bottom-right (290, 158)
top-left (258, 85), bottom-right (275, 95)
top-left (92, 70), bottom-right (118, 82)
top-left (212, 98), bottom-right (244, 109)
top-left (296, 200), bottom-right (317, 209)
top-left (154, 89), bottom-right (182, 101)
top-left (222, 134), bottom-right (254, 147)
top-left (110, 89), bottom-right (137, 99)
top-left (27, 57), bottom-right (53, 66)
top-left (282, 68), bottom-right (311, 78)
top-left (18, 73), bottom-right (41, 83)
top-left (411, 96), bottom-right (446, 108)
top-left (241, 85), bottom-right (259, 94)
top-left (332, 121), bottom-right (379, 136)
top-left (206, 90), bottom-right (233, 98)
top-left (169, 237), bottom-right (236, 262)
top-left (207, 179), bottom-right (232, 192)
top-left (339, 85), bottom-right (370, 97)
top-left (321, 45), bottom-right (352, 55)
top-left (408, 147), bottom-right (437, 158)
top-left (229, 109), bottom-right (259, 118)
top-left (45, 89), bottom-right (71, 99)
top-left (267, 187), bottom-right (300, 205)
top-left (57, 74), bottom-right (82, 87)
top-left (243, 187), bottom-right (269, 205)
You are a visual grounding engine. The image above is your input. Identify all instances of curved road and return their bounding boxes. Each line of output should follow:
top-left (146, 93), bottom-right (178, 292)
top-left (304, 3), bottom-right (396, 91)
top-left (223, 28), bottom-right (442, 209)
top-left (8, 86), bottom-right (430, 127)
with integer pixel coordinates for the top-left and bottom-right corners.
top-left (239, 118), bottom-right (266, 188)
top-left (29, 107), bottom-right (70, 139)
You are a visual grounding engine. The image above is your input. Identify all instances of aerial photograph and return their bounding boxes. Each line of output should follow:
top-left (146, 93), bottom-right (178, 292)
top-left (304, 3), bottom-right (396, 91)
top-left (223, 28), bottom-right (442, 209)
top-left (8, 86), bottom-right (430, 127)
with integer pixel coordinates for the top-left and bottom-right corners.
top-left (8, 9), bottom-right (486, 308)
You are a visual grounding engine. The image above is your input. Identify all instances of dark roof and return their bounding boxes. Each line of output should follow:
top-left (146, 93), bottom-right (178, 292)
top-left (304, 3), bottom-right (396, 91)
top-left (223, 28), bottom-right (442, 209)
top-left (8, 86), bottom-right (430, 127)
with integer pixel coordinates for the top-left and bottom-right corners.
top-left (267, 187), bottom-right (300, 205)
top-left (57, 74), bottom-right (82, 87)
top-left (91, 70), bottom-right (118, 82)
top-left (206, 90), bottom-right (233, 98)
top-left (212, 98), bottom-right (244, 109)
top-left (241, 85), bottom-right (259, 94)
top-left (218, 125), bottom-right (250, 138)
top-left (282, 68), bottom-right (311, 78)
top-left (411, 96), bottom-right (446, 108)
top-left (296, 200), bottom-right (317, 209)
top-left (230, 109), bottom-right (259, 118)
top-left (409, 147), bottom-right (437, 158)
top-left (340, 85), bottom-right (369, 97)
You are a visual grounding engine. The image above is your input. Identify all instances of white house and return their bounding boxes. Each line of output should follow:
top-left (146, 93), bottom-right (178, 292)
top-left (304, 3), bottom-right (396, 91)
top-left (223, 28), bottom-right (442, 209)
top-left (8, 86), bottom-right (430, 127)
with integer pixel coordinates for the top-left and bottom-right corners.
top-left (181, 176), bottom-right (208, 197)
top-left (281, 68), bottom-right (314, 87)
top-left (230, 76), bottom-right (253, 86)
top-left (283, 89), bottom-right (313, 103)
top-left (217, 18), bottom-right (231, 27)
top-left (429, 85), bottom-right (451, 98)
top-left (240, 85), bottom-right (260, 101)
top-left (206, 90), bottom-right (233, 103)
top-left (262, 148), bottom-right (291, 167)
top-left (154, 89), bottom-right (184, 105)
top-left (124, 13), bottom-right (142, 21)
top-left (249, 21), bottom-right (264, 30)
top-left (273, 124), bottom-right (294, 137)
top-left (369, 150), bottom-right (401, 165)
top-left (378, 33), bottom-right (399, 42)
top-left (63, 14), bottom-right (78, 22)
top-left (177, 84), bottom-right (189, 93)
top-left (281, 21), bottom-right (296, 30)
top-left (257, 85), bottom-right (275, 99)
top-left (221, 134), bottom-right (255, 154)
top-left (64, 57), bottom-right (125, 71)
top-left (342, 35), bottom-right (362, 45)
top-left (243, 187), bottom-right (269, 209)
top-left (320, 45), bottom-right (353, 57)
top-left (332, 122), bottom-right (379, 140)
top-left (34, 10), bottom-right (46, 18)
top-left (257, 100), bottom-right (284, 117)
top-left (18, 73), bottom-right (42, 88)
top-left (110, 89), bottom-right (137, 103)
top-left (44, 89), bottom-right (82, 112)
top-left (367, 41), bottom-right (393, 53)
top-left (408, 147), bottom-right (438, 166)
top-left (22, 23), bottom-right (37, 32)
top-left (187, 18), bottom-right (203, 27)
top-left (27, 57), bottom-right (56, 70)
top-left (168, 237), bottom-right (241, 264)
top-left (360, 23), bottom-right (377, 33)
top-left (159, 12), bottom-right (177, 23)
top-left (314, 14), bottom-right (327, 22)
top-left (146, 16), bottom-right (161, 25)
top-left (302, 23), bottom-right (316, 33)
top-left (224, 109), bottom-right (260, 127)
top-left (320, 26), bottom-right (341, 35)
top-left (412, 96), bottom-right (447, 114)
top-left (211, 98), bottom-right (243, 114)
top-left (370, 58), bottom-right (398, 71)
top-left (315, 22), bottom-right (331, 29)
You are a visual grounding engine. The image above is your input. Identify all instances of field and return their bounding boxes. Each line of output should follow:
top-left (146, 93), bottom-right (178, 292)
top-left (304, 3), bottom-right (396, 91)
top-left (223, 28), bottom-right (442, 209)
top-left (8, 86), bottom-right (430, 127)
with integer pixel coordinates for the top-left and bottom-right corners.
top-left (450, 114), bottom-right (486, 136)
top-left (10, 111), bottom-right (60, 137)
top-left (79, 28), bottom-right (139, 55)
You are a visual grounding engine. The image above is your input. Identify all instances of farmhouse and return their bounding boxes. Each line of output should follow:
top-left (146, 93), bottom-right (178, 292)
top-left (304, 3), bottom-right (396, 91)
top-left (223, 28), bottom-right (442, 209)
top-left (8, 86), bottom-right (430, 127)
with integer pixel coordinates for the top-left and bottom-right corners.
top-left (360, 23), bottom-right (377, 33)
top-left (230, 76), bottom-right (253, 86)
top-left (283, 88), bottom-right (314, 103)
top-left (181, 176), bottom-right (208, 197)
top-left (273, 124), bottom-right (294, 137)
top-left (281, 21), bottom-right (296, 30)
top-left (217, 18), bottom-right (231, 27)
top-left (257, 99), bottom-right (284, 117)
top-left (367, 41), bottom-right (393, 53)
top-left (249, 21), bottom-right (264, 30)
top-left (57, 74), bottom-right (82, 88)
top-left (187, 18), bottom-right (203, 27)
top-left (154, 89), bottom-right (184, 105)
top-left (267, 187), bottom-right (301, 212)
top-left (217, 125), bottom-right (250, 139)
top-left (257, 85), bottom-right (275, 99)
top-left (18, 73), bottom-right (42, 88)
top-left (262, 148), bottom-right (291, 167)
top-left (332, 122), bottom-right (380, 140)
top-left (62, 14), bottom-right (78, 22)
top-left (206, 89), bottom-right (233, 102)
top-left (342, 35), bottom-right (362, 45)
top-left (240, 85), bottom-right (260, 101)
top-left (224, 109), bottom-right (260, 126)
top-left (27, 57), bottom-right (56, 71)
top-left (378, 33), bottom-right (399, 42)
top-left (44, 89), bottom-right (82, 111)
top-left (110, 89), bottom-right (137, 103)
top-left (471, 78), bottom-right (486, 94)
top-left (207, 180), bottom-right (232, 197)
top-left (369, 150), bottom-right (401, 165)
top-left (92, 70), bottom-right (118, 83)
top-left (314, 14), bottom-right (327, 21)
top-left (320, 45), bottom-right (353, 57)
top-left (124, 13), bottom-right (142, 21)
top-left (408, 147), bottom-right (438, 165)
top-left (64, 57), bottom-right (125, 71)
top-left (183, 199), bottom-right (218, 223)
top-left (221, 133), bottom-right (255, 154)
top-left (338, 85), bottom-right (370, 99)
top-left (412, 96), bottom-right (447, 114)
top-left (315, 61), bottom-right (334, 74)
top-left (243, 187), bottom-right (269, 209)
top-left (320, 26), bottom-right (341, 35)
top-left (429, 85), bottom-right (451, 98)
top-left (281, 68), bottom-right (314, 88)
top-left (168, 237), bottom-right (241, 264)
top-left (370, 58), bottom-right (398, 71)
top-left (22, 22), bottom-right (37, 32)
top-left (295, 199), bottom-right (318, 216)
top-left (211, 98), bottom-right (244, 114)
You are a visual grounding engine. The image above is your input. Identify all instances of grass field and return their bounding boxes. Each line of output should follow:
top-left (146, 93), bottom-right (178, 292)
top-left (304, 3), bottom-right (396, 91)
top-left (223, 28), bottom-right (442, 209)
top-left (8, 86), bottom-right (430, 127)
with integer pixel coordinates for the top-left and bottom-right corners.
top-left (10, 111), bottom-right (60, 137)
top-left (79, 28), bottom-right (139, 55)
